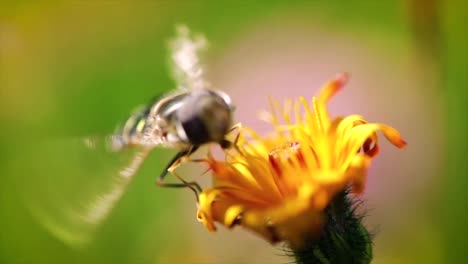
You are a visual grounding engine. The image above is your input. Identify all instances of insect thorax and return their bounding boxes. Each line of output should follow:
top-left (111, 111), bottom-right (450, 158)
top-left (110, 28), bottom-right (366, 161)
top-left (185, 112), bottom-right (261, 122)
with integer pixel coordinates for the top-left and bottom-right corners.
top-left (115, 89), bottom-right (232, 150)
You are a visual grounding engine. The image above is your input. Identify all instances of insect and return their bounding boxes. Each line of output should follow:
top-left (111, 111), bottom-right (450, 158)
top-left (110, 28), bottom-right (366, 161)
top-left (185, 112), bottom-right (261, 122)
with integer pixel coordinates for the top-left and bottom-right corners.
top-left (23, 25), bottom-right (239, 247)
top-left (108, 25), bottom-right (237, 197)
top-left (113, 84), bottom-right (235, 195)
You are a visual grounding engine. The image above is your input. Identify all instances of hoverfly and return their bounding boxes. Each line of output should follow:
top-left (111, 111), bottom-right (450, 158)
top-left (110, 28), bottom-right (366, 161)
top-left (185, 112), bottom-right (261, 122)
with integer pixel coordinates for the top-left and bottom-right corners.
top-left (22, 25), bottom-right (238, 247)
top-left (111, 30), bottom-right (235, 195)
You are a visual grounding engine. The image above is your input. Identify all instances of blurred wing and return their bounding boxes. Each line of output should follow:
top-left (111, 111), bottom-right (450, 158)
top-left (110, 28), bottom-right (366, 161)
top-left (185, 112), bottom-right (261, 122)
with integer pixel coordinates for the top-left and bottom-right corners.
top-left (18, 136), bottom-right (152, 248)
top-left (168, 25), bottom-right (209, 90)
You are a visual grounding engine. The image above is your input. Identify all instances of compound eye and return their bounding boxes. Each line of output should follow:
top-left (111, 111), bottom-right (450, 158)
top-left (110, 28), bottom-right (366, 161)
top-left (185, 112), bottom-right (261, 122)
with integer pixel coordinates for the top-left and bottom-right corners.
top-left (181, 116), bottom-right (209, 145)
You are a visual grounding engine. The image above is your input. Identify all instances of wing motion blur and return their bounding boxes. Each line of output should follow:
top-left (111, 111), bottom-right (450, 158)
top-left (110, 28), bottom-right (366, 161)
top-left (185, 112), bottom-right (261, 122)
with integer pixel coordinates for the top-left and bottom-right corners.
top-left (169, 25), bottom-right (210, 90)
top-left (20, 25), bottom-right (210, 248)
top-left (19, 137), bottom-right (151, 248)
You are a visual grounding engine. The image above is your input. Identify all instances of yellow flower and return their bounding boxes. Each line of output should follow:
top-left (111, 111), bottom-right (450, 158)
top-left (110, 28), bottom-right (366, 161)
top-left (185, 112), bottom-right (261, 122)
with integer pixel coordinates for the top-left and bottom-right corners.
top-left (196, 73), bottom-right (406, 248)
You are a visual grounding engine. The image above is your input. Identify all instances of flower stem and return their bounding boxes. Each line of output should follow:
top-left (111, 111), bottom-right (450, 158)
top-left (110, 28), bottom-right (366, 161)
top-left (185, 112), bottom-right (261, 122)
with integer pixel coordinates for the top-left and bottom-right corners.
top-left (292, 190), bottom-right (373, 264)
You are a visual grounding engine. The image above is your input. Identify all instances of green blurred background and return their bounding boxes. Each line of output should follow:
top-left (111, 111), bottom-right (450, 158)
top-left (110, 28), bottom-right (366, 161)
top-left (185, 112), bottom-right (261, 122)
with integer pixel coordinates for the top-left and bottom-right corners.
top-left (1, 1), bottom-right (467, 263)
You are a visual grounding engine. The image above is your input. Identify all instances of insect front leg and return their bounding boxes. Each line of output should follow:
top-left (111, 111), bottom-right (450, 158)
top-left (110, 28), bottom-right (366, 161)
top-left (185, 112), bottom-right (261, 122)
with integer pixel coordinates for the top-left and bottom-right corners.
top-left (219, 123), bottom-right (244, 157)
top-left (156, 146), bottom-right (202, 197)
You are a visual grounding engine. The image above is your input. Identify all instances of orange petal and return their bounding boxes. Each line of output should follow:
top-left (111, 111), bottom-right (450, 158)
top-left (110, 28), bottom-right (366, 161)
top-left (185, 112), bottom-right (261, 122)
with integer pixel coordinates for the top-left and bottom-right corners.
top-left (197, 211), bottom-right (217, 232)
top-left (317, 73), bottom-right (349, 104)
top-left (377, 123), bottom-right (407, 149)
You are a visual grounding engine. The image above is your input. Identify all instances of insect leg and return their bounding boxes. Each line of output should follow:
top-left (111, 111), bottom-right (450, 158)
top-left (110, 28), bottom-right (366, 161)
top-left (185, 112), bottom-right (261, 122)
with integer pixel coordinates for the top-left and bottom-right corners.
top-left (168, 169), bottom-right (201, 201)
top-left (156, 146), bottom-right (202, 194)
top-left (229, 122), bottom-right (243, 148)
top-left (220, 123), bottom-right (244, 156)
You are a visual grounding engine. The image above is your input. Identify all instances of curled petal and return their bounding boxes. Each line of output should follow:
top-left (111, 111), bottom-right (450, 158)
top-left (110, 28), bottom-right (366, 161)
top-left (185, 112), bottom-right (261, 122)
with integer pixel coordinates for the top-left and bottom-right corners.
top-left (197, 211), bottom-right (217, 232)
top-left (346, 155), bottom-right (372, 194)
top-left (197, 189), bottom-right (221, 231)
top-left (224, 205), bottom-right (244, 227)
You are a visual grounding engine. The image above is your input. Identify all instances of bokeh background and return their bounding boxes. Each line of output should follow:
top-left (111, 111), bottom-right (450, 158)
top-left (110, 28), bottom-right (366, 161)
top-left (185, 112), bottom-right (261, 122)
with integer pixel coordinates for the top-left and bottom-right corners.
top-left (1, 1), bottom-right (467, 263)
